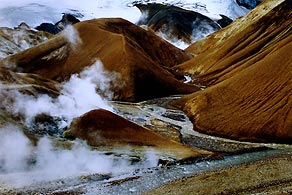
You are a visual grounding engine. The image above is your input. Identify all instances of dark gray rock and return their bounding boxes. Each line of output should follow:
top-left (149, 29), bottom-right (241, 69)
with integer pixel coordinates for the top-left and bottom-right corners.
top-left (236, 0), bottom-right (263, 10)
top-left (35, 13), bottom-right (80, 34)
top-left (216, 14), bottom-right (233, 28)
top-left (135, 3), bottom-right (221, 42)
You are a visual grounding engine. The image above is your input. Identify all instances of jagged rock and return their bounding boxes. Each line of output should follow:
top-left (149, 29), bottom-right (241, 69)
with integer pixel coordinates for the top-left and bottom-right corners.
top-left (216, 14), bottom-right (233, 28)
top-left (35, 23), bottom-right (60, 35)
top-left (0, 23), bottom-right (52, 58)
top-left (0, 18), bottom-right (198, 102)
top-left (135, 3), bottom-right (221, 43)
top-left (35, 13), bottom-right (80, 34)
top-left (64, 109), bottom-right (214, 161)
top-left (173, 0), bottom-right (292, 143)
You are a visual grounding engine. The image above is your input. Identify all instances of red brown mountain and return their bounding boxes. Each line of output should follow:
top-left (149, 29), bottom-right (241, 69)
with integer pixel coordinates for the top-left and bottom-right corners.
top-left (64, 109), bottom-right (214, 161)
top-left (173, 0), bottom-right (292, 143)
top-left (0, 18), bottom-right (198, 102)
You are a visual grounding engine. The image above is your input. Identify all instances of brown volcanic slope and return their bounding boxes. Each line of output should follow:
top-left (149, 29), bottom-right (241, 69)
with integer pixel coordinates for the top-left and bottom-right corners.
top-left (0, 67), bottom-right (59, 97)
top-left (173, 0), bottom-right (292, 143)
top-left (0, 18), bottom-right (197, 102)
top-left (64, 109), bottom-right (214, 161)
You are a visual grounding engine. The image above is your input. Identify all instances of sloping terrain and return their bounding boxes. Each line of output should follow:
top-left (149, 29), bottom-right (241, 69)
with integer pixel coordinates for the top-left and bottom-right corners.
top-left (173, 0), bottom-right (292, 143)
top-left (0, 18), bottom-right (197, 102)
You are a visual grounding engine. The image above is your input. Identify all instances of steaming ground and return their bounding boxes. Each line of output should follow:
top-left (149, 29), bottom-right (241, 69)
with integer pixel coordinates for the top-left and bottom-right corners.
top-left (10, 61), bottom-right (113, 125)
top-left (0, 125), bottom-right (160, 189)
top-left (0, 45), bottom-right (156, 188)
top-left (0, 0), bottom-right (250, 191)
top-left (0, 59), bottom-right (159, 188)
top-left (3, 26), bottom-right (113, 126)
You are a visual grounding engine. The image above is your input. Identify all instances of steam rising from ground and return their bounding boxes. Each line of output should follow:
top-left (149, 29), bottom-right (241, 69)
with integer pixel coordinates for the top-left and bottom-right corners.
top-left (0, 126), bottom-right (31, 173)
top-left (0, 53), bottom-right (159, 189)
top-left (10, 60), bottom-right (114, 125)
top-left (0, 0), bottom-right (250, 190)
top-left (62, 25), bottom-right (82, 49)
top-left (6, 25), bottom-right (114, 124)
top-left (0, 126), bottom-right (159, 188)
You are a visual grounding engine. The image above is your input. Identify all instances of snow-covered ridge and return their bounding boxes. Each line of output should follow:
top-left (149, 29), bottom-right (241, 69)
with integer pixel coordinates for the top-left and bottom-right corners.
top-left (0, 0), bottom-right (249, 28)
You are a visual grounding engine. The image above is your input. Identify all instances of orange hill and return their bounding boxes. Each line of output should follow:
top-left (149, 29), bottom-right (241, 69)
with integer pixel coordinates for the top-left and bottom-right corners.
top-left (173, 0), bottom-right (292, 143)
top-left (0, 18), bottom-right (197, 102)
top-left (64, 109), bottom-right (214, 161)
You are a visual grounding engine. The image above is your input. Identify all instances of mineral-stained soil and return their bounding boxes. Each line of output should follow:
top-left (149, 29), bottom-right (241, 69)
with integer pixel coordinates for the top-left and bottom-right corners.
top-left (172, 0), bottom-right (292, 143)
top-left (143, 154), bottom-right (292, 195)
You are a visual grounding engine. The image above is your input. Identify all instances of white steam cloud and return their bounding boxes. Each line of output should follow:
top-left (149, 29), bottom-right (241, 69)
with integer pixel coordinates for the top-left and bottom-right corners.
top-left (9, 60), bottom-right (114, 125)
top-left (0, 125), bottom-right (159, 188)
top-left (0, 60), bottom-right (158, 190)
top-left (0, 125), bottom-right (32, 173)
top-left (3, 24), bottom-right (114, 125)
top-left (156, 30), bottom-right (190, 49)
top-left (62, 25), bottom-right (82, 49)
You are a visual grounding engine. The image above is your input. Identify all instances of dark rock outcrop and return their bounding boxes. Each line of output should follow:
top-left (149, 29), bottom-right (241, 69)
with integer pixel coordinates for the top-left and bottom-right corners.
top-left (0, 18), bottom-right (198, 102)
top-left (173, 0), bottom-right (292, 143)
top-left (216, 14), bottom-right (233, 28)
top-left (29, 114), bottom-right (66, 136)
top-left (35, 23), bottom-right (60, 35)
top-left (135, 3), bottom-right (221, 43)
top-left (236, 0), bottom-right (263, 10)
top-left (36, 14), bottom-right (80, 34)
top-left (64, 109), bottom-right (214, 160)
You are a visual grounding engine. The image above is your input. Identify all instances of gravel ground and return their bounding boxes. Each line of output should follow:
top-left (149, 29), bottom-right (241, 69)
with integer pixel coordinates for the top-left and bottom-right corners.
top-left (1, 99), bottom-right (292, 194)
top-left (142, 153), bottom-right (292, 195)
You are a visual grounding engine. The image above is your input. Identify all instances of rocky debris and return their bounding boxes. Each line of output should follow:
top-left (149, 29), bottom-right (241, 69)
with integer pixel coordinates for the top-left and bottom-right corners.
top-left (64, 109), bottom-right (214, 161)
top-left (28, 114), bottom-right (67, 137)
top-left (172, 0), bottom-right (292, 143)
top-left (0, 23), bottom-right (52, 58)
top-left (112, 98), bottom-right (282, 154)
top-left (8, 148), bottom-right (290, 195)
top-left (0, 18), bottom-right (198, 102)
top-left (35, 13), bottom-right (80, 35)
top-left (112, 100), bottom-right (184, 142)
top-left (135, 3), bottom-right (221, 43)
